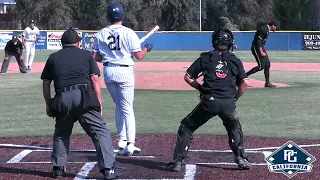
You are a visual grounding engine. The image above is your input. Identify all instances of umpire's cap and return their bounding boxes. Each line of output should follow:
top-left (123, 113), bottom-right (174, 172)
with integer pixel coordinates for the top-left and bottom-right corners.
top-left (212, 29), bottom-right (234, 50)
top-left (61, 27), bottom-right (82, 46)
top-left (107, 2), bottom-right (125, 22)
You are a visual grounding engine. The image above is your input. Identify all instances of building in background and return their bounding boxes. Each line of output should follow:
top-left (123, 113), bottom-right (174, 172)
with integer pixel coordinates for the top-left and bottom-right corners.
top-left (0, 0), bottom-right (19, 29)
top-left (0, 0), bottom-right (15, 14)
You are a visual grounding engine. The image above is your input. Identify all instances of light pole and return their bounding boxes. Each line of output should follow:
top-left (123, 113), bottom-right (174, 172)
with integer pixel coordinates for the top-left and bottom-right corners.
top-left (199, 0), bottom-right (202, 31)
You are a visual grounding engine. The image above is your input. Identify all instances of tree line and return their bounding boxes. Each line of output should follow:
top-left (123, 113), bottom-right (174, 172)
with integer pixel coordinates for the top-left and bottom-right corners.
top-left (9, 0), bottom-right (319, 31)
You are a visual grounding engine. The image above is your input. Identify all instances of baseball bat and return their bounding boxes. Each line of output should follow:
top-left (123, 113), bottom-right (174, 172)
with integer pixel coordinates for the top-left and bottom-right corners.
top-left (139, 25), bottom-right (160, 43)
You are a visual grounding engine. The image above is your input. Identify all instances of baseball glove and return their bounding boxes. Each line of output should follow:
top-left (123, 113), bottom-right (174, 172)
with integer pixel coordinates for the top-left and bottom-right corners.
top-left (95, 52), bottom-right (103, 62)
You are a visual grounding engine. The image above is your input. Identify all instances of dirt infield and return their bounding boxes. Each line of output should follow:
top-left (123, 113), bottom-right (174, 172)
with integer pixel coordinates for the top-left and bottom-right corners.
top-left (0, 135), bottom-right (319, 180)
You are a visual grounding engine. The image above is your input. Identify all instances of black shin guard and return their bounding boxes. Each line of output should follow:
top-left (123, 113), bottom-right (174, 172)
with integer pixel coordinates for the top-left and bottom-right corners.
top-left (226, 120), bottom-right (246, 158)
top-left (172, 123), bottom-right (193, 162)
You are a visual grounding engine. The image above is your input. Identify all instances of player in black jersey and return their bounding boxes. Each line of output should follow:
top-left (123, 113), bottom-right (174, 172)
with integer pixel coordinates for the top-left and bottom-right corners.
top-left (164, 29), bottom-right (251, 172)
top-left (246, 21), bottom-right (279, 87)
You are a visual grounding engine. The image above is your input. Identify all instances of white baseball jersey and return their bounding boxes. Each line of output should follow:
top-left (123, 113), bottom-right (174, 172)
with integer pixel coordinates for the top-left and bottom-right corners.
top-left (93, 24), bottom-right (141, 66)
top-left (23, 26), bottom-right (40, 42)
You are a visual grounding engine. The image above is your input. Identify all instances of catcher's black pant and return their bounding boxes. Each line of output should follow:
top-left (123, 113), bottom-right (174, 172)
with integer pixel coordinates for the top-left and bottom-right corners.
top-left (171, 96), bottom-right (246, 162)
top-left (0, 53), bottom-right (27, 73)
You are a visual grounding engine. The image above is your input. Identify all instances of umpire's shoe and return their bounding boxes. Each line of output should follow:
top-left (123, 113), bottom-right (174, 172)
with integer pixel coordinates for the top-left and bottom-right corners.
top-left (235, 156), bottom-right (251, 170)
top-left (102, 167), bottom-right (127, 180)
top-left (52, 166), bottom-right (66, 178)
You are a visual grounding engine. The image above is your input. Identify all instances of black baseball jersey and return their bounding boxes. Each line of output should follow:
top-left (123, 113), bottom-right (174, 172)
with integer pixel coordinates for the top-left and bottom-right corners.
top-left (41, 46), bottom-right (100, 93)
top-left (187, 51), bottom-right (247, 98)
top-left (252, 24), bottom-right (269, 49)
top-left (5, 40), bottom-right (23, 55)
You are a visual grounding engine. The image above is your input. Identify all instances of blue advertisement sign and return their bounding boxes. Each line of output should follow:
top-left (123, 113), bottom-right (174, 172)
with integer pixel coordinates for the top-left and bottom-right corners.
top-left (36, 31), bottom-right (47, 49)
top-left (82, 32), bottom-right (97, 50)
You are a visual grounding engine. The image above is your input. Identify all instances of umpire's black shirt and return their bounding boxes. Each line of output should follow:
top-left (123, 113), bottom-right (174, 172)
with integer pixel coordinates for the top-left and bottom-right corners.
top-left (187, 51), bottom-right (247, 98)
top-left (40, 46), bottom-right (100, 93)
top-left (5, 40), bottom-right (23, 55)
top-left (252, 24), bottom-right (269, 49)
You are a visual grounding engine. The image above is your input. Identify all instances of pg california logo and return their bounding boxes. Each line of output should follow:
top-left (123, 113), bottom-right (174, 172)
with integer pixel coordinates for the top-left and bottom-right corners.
top-left (265, 141), bottom-right (316, 178)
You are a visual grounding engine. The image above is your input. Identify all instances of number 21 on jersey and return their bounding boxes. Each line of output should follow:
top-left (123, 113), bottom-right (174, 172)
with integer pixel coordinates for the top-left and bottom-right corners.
top-left (107, 34), bottom-right (120, 51)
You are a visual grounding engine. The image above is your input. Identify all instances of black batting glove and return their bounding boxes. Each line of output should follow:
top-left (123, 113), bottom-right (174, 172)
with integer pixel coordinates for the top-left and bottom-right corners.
top-left (144, 43), bottom-right (153, 52)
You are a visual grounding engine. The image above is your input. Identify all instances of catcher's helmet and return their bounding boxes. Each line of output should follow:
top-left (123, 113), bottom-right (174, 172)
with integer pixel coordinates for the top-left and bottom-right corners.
top-left (212, 29), bottom-right (234, 51)
top-left (107, 2), bottom-right (125, 22)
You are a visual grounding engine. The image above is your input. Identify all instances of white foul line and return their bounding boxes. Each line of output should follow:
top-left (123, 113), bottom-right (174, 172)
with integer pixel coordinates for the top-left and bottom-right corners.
top-left (8, 161), bottom-right (93, 164)
top-left (0, 143), bottom-right (120, 153)
top-left (184, 164), bottom-right (196, 180)
top-left (189, 149), bottom-right (265, 153)
top-left (245, 143), bottom-right (320, 151)
top-left (189, 143), bottom-right (320, 152)
top-left (196, 162), bottom-right (268, 166)
top-left (6, 150), bottom-right (33, 163)
top-left (74, 162), bottom-right (97, 180)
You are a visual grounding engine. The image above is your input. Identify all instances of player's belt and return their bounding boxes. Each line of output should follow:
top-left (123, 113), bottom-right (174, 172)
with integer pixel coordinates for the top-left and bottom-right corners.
top-left (103, 62), bottom-right (129, 67)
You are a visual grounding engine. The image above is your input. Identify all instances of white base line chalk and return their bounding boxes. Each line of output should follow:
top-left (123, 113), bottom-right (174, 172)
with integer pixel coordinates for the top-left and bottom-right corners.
top-left (6, 150), bottom-right (33, 163)
top-left (74, 162), bottom-right (97, 180)
top-left (189, 143), bottom-right (320, 152)
top-left (196, 162), bottom-right (268, 166)
top-left (184, 164), bottom-right (197, 180)
top-left (189, 150), bottom-right (265, 153)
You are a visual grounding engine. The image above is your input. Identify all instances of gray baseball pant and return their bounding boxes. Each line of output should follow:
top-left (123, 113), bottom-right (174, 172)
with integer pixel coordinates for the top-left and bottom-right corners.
top-left (51, 89), bottom-right (115, 171)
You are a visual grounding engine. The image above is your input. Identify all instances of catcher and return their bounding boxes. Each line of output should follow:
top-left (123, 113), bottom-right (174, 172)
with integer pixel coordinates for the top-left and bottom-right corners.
top-left (164, 29), bottom-right (251, 172)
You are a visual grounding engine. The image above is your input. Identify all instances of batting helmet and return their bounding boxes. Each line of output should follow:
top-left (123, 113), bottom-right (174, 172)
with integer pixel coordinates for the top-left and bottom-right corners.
top-left (212, 29), bottom-right (234, 51)
top-left (107, 2), bottom-right (125, 22)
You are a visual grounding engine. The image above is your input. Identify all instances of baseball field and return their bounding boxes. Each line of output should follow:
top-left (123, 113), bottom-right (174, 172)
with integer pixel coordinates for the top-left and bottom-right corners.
top-left (0, 50), bottom-right (320, 180)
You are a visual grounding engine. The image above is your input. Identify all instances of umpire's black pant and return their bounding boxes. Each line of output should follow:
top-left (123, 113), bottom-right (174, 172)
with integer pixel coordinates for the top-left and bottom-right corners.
top-left (51, 87), bottom-right (115, 171)
top-left (1, 53), bottom-right (27, 73)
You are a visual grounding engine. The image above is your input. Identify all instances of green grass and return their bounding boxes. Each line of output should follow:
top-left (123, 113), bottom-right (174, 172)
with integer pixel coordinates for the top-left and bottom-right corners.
top-left (0, 69), bottom-right (319, 140)
top-left (19, 50), bottom-right (320, 63)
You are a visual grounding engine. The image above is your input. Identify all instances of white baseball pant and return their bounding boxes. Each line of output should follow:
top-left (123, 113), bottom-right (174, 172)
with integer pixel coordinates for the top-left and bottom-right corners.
top-left (103, 63), bottom-right (136, 144)
top-left (24, 41), bottom-right (36, 69)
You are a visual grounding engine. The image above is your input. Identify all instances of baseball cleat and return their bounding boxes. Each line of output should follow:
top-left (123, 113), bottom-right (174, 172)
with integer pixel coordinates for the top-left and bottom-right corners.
top-left (235, 156), bottom-right (251, 170)
top-left (164, 161), bottom-right (183, 172)
top-left (118, 140), bottom-right (127, 150)
top-left (52, 166), bottom-right (66, 178)
top-left (117, 143), bottom-right (141, 156)
top-left (265, 83), bottom-right (277, 88)
top-left (102, 167), bottom-right (127, 180)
